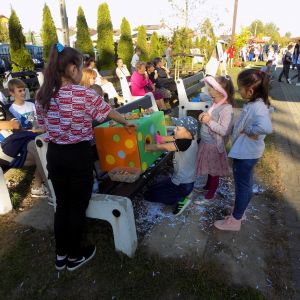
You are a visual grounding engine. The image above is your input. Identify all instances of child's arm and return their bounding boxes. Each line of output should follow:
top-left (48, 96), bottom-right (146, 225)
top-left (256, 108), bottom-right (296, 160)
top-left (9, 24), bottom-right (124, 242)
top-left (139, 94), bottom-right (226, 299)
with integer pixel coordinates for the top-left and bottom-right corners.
top-left (155, 132), bottom-right (175, 144)
top-left (145, 141), bottom-right (177, 152)
top-left (0, 119), bottom-right (20, 130)
top-left (243, 114), bottom-right (272, 136)
top-left (201, 107), bottom-right (233, 136)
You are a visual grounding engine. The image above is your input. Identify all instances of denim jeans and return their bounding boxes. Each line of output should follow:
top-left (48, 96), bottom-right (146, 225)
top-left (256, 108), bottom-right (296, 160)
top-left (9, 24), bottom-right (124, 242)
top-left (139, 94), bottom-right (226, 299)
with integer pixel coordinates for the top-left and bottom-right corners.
top-left (144, 177), bottom-right (194, 205)
top-left (232, 158), bottom-right (259, 220)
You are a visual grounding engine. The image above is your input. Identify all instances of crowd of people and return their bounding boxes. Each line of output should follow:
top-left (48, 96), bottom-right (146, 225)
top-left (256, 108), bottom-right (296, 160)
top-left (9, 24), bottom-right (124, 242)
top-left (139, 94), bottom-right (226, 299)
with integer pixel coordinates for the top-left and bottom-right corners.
top-left (0, 41), bottom-right (274, 272)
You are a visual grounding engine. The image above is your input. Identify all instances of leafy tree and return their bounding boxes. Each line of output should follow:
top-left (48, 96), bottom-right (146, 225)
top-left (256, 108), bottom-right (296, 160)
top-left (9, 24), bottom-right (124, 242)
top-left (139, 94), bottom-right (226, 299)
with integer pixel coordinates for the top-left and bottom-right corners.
top-left (117, 17), bottom-right (134, 67)
top-left (200, 18), bottom-right (215, 40)
top-left (8, 9), bottom-right (34, 71)
top-left (136, 26), bottom-right (148, 61)
top-left (149, 32), bottom-right (160, 60)
top-left (0, 23), bottom-right (9, 43)
top-left (76, 6), bottom-right (94, 58)
top-left (158, 36), bottom-right (168, 57)
top-left (194, 37), bottom-right (200, 48)
top-left (235, 28), bottom-right (251, 50)
top-left (41, 4), bottom-right (58, 61)
top-left (97, 3), bottom-right (114, 69)
top-left (247, 20), bottom-right (264, 36)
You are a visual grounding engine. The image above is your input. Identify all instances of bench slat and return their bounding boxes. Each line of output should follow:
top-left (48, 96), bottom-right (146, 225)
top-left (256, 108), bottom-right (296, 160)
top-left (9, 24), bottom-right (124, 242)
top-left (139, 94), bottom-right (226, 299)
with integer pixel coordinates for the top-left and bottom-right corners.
top-left (182, 72), bottom-right (204, 88)
top-left (185, 83), bottom-right (205, 97)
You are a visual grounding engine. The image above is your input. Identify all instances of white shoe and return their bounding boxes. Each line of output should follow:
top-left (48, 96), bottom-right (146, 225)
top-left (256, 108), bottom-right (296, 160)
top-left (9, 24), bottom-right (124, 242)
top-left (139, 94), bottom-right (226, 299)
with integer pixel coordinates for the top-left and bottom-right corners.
top-left (296, 82), bottom-right (300, 86)
top-left (287, 78), bottom-right (292, 84)
top-left (31, 184), bottom-right (49, 198)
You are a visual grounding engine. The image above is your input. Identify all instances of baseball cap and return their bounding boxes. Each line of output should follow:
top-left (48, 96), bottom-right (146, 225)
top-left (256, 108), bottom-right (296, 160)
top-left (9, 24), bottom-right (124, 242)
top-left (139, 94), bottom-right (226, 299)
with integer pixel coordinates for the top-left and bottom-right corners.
top-left (171, 116), bottom-right (198, 137)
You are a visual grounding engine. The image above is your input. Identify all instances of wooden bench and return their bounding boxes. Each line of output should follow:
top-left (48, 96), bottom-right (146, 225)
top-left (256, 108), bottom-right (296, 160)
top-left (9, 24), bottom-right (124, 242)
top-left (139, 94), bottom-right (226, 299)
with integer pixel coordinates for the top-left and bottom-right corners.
top-left (176, 71), bottom-right (211, 119)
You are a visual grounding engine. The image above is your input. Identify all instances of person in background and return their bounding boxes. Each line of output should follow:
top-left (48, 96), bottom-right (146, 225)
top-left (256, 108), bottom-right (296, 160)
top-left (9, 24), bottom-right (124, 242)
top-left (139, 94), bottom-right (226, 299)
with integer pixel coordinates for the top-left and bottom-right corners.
top-left (35, 43), bottom-right (135, 272)
top-left (214, 69), bottom-right (272, 231)
top-left (131, 48), bottom-right (141, 73)
top-left (292, 40), bottom-right (300, 70)
top-left (165, 42), bottom-right (173, 69)
top-left (84, 57), bottom-right (123, 104)
top-left (227, 45), bottom-right (235, 68)
top-left (261, 60), bottom-right (273, 76)
top-left (130, 62), bottom-right (168, 112)
top-left (115, 58), bottom-right (131, 80)
top-left (278, 44), bottom-right (293, 84)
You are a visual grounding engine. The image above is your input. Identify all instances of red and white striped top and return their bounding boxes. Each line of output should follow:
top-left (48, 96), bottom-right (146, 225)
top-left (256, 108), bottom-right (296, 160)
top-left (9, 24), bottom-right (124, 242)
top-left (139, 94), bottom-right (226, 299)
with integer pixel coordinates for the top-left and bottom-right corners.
top-left (36, 84), bottom-right (111, 144)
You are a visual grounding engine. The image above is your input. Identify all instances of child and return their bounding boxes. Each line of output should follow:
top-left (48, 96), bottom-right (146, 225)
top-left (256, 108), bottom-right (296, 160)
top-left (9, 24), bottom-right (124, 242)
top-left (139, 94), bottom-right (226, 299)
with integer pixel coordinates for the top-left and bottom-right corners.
top-left (214, 69), bottom-right (272, 231)
top-left (196, 76), bottom-right (234, 202)
top-left (2, 79), bottom-right (48, 197)
top-left (35, 43), bottom-right (135, 271)
top-left (144, 116), bottom-right (198, 216)
top-left (115, 58), bottom-right (130, 80)
top-left (261, 60), bottom-right (273, 76)
top-left (278, 44), bottom-right (293, 83)
top-left (131, 48), bottom-right (141, 73)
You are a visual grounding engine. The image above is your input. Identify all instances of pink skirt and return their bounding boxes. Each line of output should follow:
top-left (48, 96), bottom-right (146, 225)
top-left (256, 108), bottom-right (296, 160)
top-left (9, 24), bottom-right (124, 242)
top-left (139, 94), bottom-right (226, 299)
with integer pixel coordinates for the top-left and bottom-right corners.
top-left (196, 141), bottom-right (229, 176)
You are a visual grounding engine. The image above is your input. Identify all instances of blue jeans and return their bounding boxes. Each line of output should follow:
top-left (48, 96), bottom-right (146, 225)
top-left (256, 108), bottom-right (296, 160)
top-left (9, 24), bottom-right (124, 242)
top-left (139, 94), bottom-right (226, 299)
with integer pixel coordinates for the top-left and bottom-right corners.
top-left (232, 158), bottom-right (259, 220)
top-left (144, 177), bottom-right (194, 205)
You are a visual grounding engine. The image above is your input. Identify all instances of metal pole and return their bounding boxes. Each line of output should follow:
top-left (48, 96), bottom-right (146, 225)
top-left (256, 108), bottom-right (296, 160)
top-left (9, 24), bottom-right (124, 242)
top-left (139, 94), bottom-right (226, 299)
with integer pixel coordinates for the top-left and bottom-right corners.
top-left (231, 0), bottom-right (238, 43)
top-left (59, 0), bottom-right (70, 46)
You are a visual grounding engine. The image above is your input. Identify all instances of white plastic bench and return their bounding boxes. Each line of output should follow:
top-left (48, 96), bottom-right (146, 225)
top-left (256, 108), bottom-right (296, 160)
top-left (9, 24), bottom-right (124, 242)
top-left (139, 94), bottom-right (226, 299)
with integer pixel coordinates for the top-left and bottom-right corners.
top-left (34, 135), bottom-right (138, 257)
top-left (0, 167), bottom-right (12, 214)
top-left (176, 71), bottom-right (211, 118)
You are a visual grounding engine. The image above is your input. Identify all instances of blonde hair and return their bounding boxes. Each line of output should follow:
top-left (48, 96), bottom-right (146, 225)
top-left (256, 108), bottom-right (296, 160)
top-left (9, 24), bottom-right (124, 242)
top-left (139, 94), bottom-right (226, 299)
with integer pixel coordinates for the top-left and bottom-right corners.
top-left (136, 61), bottom-right (146, 70)
top-left (80, 68), bottom-right (97, 87)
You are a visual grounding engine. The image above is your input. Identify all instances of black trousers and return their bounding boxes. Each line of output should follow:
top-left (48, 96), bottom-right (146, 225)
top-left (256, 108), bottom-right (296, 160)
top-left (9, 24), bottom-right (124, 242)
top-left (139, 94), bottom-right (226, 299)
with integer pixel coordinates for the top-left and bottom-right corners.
top-left (279, 64), bottom-right (290, 82)
top-left (47, 141), bottom-right (94, 258)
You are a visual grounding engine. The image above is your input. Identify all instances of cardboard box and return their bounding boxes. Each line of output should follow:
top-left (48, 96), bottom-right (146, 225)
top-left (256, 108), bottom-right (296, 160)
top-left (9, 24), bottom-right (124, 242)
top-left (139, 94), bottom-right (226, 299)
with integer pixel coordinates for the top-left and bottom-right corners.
top-left (94, 111), bottom-right (167, 172)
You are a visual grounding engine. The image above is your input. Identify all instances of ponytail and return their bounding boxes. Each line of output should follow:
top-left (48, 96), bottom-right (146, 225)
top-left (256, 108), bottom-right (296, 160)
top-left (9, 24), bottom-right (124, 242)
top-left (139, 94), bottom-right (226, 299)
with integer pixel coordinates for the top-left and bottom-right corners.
top-left (36, 44), bottom-right (83, 111)
top-left (237, 68), bottom-right (270, 107)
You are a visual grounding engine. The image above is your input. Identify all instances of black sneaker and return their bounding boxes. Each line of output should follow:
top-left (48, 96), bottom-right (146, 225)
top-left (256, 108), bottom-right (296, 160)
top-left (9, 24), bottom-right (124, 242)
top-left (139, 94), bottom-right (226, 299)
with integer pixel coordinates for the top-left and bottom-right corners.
top-left (67, 245), bottom-right (96, 272)
top-left (55, 255), bottom-right (68, 271)
top-left (173, 197), bottom-right (191, 216)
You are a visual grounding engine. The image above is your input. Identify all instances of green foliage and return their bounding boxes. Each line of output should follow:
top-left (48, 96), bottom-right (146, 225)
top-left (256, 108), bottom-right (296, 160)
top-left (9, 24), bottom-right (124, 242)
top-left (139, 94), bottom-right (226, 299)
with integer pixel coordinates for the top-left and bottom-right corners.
top-left (76, 6), bottom-right (94, 58)
top-left (136, 26), bottom-right (148, 61)
top-left (8, 10), bottom-right (33, 71)
top-left (0, 23), bottom-right (9, 43)
top-left (97, 3), bottom-right (115, 69)
top-left (235, 28), bottom-right (251, 50)
top-left (117, 17), bottom-right (134, 67)
top-left (200, 18), bottom-right (215, 40)
top-left (149, 32), bottom-right (160, 60)
top-left (158, 36), bottom-right (168, 58)
top-left (248, 20), bottom-right (264, 36)
top-left (41, 4), bottom-right (58, 61)
top-left (194, 37), bottom-right (200, 48)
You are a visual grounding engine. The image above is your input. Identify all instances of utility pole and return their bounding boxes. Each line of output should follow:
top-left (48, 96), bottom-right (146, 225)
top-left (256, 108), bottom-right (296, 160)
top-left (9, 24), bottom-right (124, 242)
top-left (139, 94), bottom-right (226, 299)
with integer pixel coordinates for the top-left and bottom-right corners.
top-left (231, 0), bottom-right (238, 43)
top-left (59, 0), bottom-right (70, 46)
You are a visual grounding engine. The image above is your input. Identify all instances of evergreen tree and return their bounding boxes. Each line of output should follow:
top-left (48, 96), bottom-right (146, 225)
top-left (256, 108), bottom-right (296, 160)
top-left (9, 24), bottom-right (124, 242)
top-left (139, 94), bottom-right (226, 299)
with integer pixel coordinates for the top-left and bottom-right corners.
top-left (194, 37), bottom-right (200, 48)
top-left (136, 26), bottom-right (148, 61)
top-left (0, 23), bottom-right (9, 43)
top-left (8, 9), bottom-right (34, 71)
top-left (76, 6), bottom-right (94, 58)
top-left (149, 32), bottom-right (160, 60)
top-left (97, 3), bottom-right (114, 69)
top-left (158, 36), bottom-right (168, 57)
top-left (117, 17), bottom-right (133, 67)
top-left (41, 4), bottom-right (58, 61)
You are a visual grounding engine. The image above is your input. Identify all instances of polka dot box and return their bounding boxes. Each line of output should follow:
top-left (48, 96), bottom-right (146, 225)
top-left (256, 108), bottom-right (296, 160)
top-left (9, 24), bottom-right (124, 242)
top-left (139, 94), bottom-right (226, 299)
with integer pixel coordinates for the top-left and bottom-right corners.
top-left (94, 111), bottom-right (167, 172)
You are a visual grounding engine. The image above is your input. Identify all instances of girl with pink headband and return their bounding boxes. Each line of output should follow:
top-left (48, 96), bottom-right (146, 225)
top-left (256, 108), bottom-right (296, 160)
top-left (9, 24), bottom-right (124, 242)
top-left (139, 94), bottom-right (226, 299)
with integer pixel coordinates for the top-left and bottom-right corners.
top-left (195, 76), bottom-right (234, 202)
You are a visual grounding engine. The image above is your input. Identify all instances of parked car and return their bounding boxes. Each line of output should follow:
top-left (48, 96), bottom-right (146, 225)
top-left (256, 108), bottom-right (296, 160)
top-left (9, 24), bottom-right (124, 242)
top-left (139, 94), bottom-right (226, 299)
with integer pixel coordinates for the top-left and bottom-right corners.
top-left (0, 43), bottom-right (44, 71)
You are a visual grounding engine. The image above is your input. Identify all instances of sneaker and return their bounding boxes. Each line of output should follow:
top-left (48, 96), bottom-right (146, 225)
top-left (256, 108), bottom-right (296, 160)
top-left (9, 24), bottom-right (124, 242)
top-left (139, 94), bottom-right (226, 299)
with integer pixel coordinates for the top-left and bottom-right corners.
top-left (31, 184), bottom-right (49, 198)
top-left (194, 186), bottom-right (209, 193)
top-left (55, 255), bottom-right (67, 271)
top-left (67, 245), bottom-right (96, 271)
top-left (296, 82), bottom-right (300, 86)
top-left (214, 215), bottom-right (241, 231)
top-left (287, 78), bottom-right (292, 84)
top-left (173, 197), bottom-right (191, 216)
top-left (224, 206), bottom-right (247, 221)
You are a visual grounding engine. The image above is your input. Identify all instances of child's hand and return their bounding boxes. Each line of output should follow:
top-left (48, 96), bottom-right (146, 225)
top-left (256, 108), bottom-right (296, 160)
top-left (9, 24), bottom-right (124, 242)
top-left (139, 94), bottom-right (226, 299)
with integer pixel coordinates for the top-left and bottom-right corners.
top-left (241, 130), bottom-right (259, 140)
top-left (124, 121), bottom-right (136, 133)
top-left (199, 112), bottom-right (210, 124)
top-left (155, 132), bottom-right (163, 144)
top-left (9, 119), bottom-right (20, 130)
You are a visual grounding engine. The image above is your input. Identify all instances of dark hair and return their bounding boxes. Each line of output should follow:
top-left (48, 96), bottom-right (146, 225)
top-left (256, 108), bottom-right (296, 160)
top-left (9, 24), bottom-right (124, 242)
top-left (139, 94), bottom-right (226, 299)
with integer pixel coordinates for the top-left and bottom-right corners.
top-left (266, 60), bottom-right (273, 65)
top-left (237, 68), bottom-right (270, 106)
top-left (215, 76), bottom-right (235, 107)
top-left (146, 62), bottom-right (154, 70)
top-left (36, 44), bottom-right (83, 110)
top-left (84, 57), bottom-right (95, 68)
top-left (152, 57), bottom-right (162, 67)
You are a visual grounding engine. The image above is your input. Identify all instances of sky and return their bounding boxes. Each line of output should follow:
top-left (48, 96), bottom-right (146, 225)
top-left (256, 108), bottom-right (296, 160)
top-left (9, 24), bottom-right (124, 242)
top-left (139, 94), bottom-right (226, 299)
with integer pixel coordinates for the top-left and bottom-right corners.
top-left (1, 0), bottom-right (299, 37)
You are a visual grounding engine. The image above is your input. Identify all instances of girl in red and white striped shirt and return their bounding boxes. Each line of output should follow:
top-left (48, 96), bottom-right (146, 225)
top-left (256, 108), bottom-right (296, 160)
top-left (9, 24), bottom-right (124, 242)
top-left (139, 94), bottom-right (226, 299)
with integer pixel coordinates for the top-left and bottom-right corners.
top-left (36, 44), bottom-right (134, 272)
